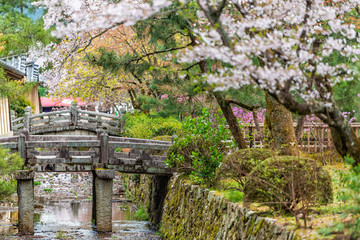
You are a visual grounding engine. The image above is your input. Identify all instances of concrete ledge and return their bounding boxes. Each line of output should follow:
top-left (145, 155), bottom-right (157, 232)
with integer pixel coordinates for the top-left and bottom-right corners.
top-left (15, 170), bottom-right (35, 180)
top-left (94, 169), bottom-right (115, 179)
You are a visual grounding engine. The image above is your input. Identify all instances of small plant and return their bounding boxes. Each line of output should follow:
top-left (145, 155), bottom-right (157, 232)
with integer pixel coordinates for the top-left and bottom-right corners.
top-left (167, 109), bottom-right (233, 187)
top-left (55, 230), bottom-right (65, 239)
top-left (134, 205), bottom-right (148, 221)
top-left (34, 181), bottom-right (41, 186)
top-left (43, 188), bottom-right (53, 193)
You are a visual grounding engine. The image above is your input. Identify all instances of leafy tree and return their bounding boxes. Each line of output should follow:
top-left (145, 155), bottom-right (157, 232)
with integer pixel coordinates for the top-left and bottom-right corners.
top-left (35, 0), bottom-right (360, 164)
top-left (0, 147), bottom-right (23, 200)
top-left (0, 0), bottom-right (53, 56)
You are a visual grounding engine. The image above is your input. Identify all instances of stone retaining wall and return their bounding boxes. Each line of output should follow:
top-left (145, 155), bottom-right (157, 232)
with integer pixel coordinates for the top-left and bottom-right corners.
top-left (124, 174), bottom-right (301, 240)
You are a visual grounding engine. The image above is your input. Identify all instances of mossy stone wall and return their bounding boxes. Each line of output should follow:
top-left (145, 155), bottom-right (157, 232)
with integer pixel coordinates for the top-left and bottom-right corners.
top-left (123, 174), bottom-right (300, 239)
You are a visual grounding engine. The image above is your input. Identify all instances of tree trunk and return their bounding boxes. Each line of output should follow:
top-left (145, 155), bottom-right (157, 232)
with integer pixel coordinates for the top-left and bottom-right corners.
top-left (213, 92), bottom-right (247, 149)
top-left (265, 92), bottom-right (299, 156)
top-left (198, 60), bottom-right (247, 149)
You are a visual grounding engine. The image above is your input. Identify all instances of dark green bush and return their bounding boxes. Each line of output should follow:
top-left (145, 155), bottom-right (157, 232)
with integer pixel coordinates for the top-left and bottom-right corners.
top-left (244, 156), bottom-right (333, 211)
top-left (218, 148), bottom-right (274, 189)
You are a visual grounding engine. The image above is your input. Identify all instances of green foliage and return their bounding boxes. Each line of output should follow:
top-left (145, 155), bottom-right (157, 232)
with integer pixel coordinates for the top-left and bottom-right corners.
top-left (223, 190), bottom-right (244, 203)
top-left (244, 156), bottom-right (333, 211)
top-left (134, 205), bottom-right (148, 221)
top-left (34, 181), bottom-right (41, 186)
top-left (0, 71), bottom-right (36, 116)
top-left (43, 188), bottom-right (53, 193)
top-left (218, 148), bottom-right (274, 189)
top-left (0, 1), bottom-right (54, 56)
top-left (320, 157), bottom-right (360, 238)
top-left (167, 109), bottom-right (232, 187)
top-left (0, 148), bottom-right (24, 200)
top-left (123, 112), bottom-right (181, 139)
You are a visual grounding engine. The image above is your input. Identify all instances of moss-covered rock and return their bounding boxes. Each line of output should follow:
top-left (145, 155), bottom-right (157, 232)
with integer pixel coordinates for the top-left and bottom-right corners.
top-left (244, 156), bottom-right (333, 210)
top-left (218, 148), bottom-right (274, 188)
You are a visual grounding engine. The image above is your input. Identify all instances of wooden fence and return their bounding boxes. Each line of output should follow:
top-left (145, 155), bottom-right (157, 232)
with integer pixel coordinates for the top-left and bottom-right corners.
top-left (0, 129), bottom-right (172, 175)
top-left (11, 102), bottom-right (123, 135)
top-left (244, 123), bottom-right (360, 153)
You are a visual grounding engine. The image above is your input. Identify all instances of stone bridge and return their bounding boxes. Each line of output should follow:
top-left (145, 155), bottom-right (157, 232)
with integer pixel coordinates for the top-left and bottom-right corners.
top-left (1, 108), bottom-right (174, 234)
top-left (11, 102), bottom-right (123, 136)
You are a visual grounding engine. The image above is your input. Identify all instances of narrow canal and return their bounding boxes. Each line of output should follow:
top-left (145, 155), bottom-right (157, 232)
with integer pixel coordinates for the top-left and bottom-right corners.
top-left (0, 173), bottom-right (162, 240)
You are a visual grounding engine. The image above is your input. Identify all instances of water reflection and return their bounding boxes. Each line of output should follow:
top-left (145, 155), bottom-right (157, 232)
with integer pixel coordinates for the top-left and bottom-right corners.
top-left (0, 201), bottom-right (162, 240)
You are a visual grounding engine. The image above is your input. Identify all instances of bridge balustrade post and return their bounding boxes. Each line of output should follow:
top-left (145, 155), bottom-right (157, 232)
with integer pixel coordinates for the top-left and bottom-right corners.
top-left (10, 110), bottom-right (15, 130)
top-left (97, 115), bottom-right (101, 128)
top-left (92, 169), bottom-right (114, 232)
top-left (18, 134), bottom-right (27, 163)
top-left (15, 170), bottom-right (34, 235)
top-left (71, 101), bottom-right (78, 126)
top-left (100, 133), bottom-right (109, 164)
top-left (23, 106), bottom-right (31, 130)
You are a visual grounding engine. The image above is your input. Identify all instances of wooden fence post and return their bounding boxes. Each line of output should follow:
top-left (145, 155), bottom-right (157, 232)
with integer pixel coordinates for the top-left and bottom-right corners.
top-left (24, 106), bottom-right (31, 130)
top-left (71, 101), bottom-right (78, 126)
top-left (100, 133), bottom-right (109, 164)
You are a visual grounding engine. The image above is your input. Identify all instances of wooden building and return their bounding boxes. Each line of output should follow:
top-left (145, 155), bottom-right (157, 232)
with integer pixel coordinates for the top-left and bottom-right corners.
top-left (0, 55), bottom-right (41, 136)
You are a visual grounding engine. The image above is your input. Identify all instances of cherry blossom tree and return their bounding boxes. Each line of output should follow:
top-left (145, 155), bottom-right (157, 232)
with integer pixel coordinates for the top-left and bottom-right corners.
top-left (34, 0), bottom-right (360, 164)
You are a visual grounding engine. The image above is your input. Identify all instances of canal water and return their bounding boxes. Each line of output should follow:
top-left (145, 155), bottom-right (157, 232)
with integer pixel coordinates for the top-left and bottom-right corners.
top-left (0, 200), bottom-right (162, 240)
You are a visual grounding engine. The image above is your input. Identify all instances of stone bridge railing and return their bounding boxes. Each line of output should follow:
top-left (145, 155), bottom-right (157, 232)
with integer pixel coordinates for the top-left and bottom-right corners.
top-left (0, 129), bottom-right (173, 175)
top-left (11, 102), bottom-right (123, 135)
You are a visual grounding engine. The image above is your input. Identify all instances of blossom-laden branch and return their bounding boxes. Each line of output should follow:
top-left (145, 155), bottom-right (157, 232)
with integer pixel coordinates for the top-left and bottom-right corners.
top-left (34, 0), bottom-right (360, 164)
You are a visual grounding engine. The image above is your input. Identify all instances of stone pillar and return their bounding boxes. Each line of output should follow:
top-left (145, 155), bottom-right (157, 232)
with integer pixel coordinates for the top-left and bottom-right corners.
top-left (148, 175), bottom-right (171, 225)
top-left (92, 169), bottom-right (114, 232)
top-left (15, 170), bottom-right (35, 234)
top-left (23, 106), bottom-right (32, 130)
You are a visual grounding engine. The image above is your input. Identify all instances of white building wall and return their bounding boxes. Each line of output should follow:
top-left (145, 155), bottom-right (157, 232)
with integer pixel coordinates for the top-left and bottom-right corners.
top-left (0, 98), bottom-right (11, 136)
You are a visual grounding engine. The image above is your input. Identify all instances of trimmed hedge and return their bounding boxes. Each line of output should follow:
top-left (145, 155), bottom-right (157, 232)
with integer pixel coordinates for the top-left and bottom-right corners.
top-left (218, 148), bottom-right (274, 189)
top-left (244, 156), bottom-right (333, 210)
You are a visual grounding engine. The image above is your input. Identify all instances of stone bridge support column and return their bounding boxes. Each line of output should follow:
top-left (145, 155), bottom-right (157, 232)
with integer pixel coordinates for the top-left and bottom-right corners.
top-left (92, 169), bottom-right (114, 232)
top-left (15, 170), bottom-right (35, 234)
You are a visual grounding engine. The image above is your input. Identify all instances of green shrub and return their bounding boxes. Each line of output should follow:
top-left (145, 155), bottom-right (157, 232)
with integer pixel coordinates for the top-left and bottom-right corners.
top-left (34, 181), bottom-right (41, 186)
top-left (0, 148), bottom-right (23, 200)
top-left (218, 148), bottom-right (274, 189)
top-left (167, 109), bottom-right (233, 187)
top-left (123, 113), bottom-right (181, 139)
top-left (244, 156), bottom-right (333, 211)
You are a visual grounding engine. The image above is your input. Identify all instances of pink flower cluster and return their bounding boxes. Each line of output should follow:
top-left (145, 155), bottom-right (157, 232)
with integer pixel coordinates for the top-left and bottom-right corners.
top-left (232, 107), bottom-right (265, 125)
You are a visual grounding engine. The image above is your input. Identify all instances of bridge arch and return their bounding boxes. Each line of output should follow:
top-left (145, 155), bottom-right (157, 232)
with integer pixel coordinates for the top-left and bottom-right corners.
top-left (11, 102), bottom-right (123, 136)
